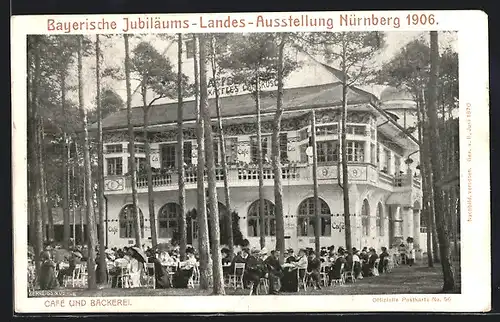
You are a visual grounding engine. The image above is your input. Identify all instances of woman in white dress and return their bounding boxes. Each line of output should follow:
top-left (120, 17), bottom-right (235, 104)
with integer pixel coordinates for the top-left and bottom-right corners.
top-left (406, 237), bottom-right (416, 267)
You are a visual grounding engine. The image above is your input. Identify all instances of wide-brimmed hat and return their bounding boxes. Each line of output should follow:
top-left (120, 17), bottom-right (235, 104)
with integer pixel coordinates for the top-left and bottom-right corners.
top-left (72, 251), bottom-right (83, 259)
top-left (259, 248), bottom-right (268, 255)
top-left (251, 248), bottom-right (260, 254)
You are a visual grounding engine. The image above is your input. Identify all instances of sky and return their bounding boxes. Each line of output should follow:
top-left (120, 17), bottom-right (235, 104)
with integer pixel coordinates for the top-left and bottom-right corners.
top-left (63, 31), bottom-right (458, 109)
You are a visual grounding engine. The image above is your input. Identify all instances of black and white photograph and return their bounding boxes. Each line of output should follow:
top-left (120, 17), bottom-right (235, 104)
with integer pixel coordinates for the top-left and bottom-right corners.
top-left (12, 11), bottom-right (490, 313)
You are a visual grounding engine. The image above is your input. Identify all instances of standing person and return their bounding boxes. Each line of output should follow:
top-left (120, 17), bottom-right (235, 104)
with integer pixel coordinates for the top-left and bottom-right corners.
top-left (306, 251), bottom-right (322, 290)
top-left (38, 251), bottom-right (59, 290)
top-left (406, 237), bottom-right (415, 267)
top-left (264, 250), bottom-right (283, 294)
top-left (368, 248), bottom-right (379, 276)
top-left (379, 247), bottom-right (390, 273)
top-left (352, 249), bottom-right (362, 279)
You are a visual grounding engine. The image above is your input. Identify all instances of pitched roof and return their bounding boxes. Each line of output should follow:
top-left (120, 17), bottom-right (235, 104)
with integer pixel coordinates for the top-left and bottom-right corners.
top-left (98, 82), bottom-right (375, 131)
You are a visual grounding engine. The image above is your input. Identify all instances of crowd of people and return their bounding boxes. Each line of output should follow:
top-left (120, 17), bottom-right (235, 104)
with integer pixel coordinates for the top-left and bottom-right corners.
top-left (30, 237), bottom-right (417, 294)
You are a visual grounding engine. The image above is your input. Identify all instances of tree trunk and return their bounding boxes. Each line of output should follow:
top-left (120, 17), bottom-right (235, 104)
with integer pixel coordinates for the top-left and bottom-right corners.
top-left (78, 35), bottom-right (97, 290)
top-left (427, 31), bottom-right (454, 292)
top-left (177, 33), bottom-right (187, 261)
top-left (255, 80), bottom-right (266, 249)
top-left (416, 92), bottom-right (433, 267)
top-left (272, 36), bottom-right (286, 263)
top-left (210, 36), bottom-right (233, 256)
top-left (38, 121), bottom-right (49, 242)
top-left (194, 34), bottom-right (212, 289)
top-left (142, 103), bottom-right (157, 248)
top-left (310, 110), bottom-right (321, 255)
top-left (95, 34), bottom-right (107, 283)
top-left (340, 42), bottom-right (352, 251)
top-left (29, 35), bottom-right (44, 271)
top-left (200, 34), bottom-right (225, 295)
top-left (124, 34), bottom-right (142, 248)
top-left (77, 141), bottom-right (85, 244)
top-left (61, 73), bottom-right (71, 249)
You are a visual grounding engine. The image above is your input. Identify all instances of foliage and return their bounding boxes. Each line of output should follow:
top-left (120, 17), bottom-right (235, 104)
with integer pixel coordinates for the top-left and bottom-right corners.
top-left (218, 33), bottom-right (298, 95)
top-left (131, 41), bottom-right (191, 105)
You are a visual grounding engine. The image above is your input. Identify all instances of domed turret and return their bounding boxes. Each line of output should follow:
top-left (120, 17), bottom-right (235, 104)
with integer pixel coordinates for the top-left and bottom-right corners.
top-left (380, 86), bottom-right (417, 130)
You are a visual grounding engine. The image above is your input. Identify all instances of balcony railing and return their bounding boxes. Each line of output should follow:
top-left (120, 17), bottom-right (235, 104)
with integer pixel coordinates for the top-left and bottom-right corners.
top-left (105, 164), bottom-right (422, 192)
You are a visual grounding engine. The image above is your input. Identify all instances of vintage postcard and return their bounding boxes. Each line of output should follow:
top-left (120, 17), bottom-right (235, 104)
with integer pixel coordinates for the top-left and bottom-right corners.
top-left (12, 10), bottom-right (490, 313)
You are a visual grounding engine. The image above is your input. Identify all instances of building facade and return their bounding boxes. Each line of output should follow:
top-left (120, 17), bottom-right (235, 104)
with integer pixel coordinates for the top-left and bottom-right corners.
top-left (99, 43), bottom-right (425, 256)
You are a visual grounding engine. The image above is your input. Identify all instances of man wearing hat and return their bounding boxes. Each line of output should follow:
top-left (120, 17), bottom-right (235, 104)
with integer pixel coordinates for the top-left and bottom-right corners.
top-left (57, 250), bottom-right (82, 286)
top-left (264, 250), bottom-right (282, 294)
top-left (244, 248), bottom-right (267, 294)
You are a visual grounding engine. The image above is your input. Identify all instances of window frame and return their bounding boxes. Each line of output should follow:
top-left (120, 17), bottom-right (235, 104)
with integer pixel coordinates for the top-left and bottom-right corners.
top-left (247, 199), bottom-right (276, 237)
top-left (106, 157), bottom-right (123, 176)
top-left (297, 198), bottom-right (332, 237)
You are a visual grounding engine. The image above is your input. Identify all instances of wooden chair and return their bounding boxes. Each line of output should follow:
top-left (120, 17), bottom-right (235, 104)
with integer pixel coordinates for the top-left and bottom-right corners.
top-left (331, 263), bottom-right (345, 286)
top-left (320, 263), bottom-right (329, 287)
top-left (343, 264), bottom-right (356, 283)
top-left (143, 263), bottom-right (156, 289)
top-left (228, 263), bottom-right (246, 289)
top-left (248, 277), bottom-right (269, 295)
top-left (297, 268), bottom-right (308, 292)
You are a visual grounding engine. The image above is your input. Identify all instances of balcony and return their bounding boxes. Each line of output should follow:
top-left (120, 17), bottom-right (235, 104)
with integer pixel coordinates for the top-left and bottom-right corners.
top-left (104, 163), bottom-right (422, 194)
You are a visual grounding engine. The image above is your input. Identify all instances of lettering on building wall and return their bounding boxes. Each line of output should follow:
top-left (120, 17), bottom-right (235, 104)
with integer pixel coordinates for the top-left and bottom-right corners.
top-left (208, 76), bottom-right (278, 97)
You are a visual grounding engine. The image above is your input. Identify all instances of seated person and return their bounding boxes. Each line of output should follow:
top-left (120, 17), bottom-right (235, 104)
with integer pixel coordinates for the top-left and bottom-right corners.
top-left (172, 248), bottom-right (197, 288)
top-left (57, 251), bottom-right (82, 286)
top-left (328, 248), bottom-right (347, 284)
top-left (146, 249), bottom-right (171, 289)
top-left (366, 248), bottom-right (379, 276)
top-left (244, 248), bottom-right (268, 294)
top-left (264, 250), bottom-right (283, 294)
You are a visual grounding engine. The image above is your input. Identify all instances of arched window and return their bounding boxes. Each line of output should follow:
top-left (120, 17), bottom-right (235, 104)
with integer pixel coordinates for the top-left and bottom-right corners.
top-left (247, 199), bottom-right (275, 237)
top-left (297, 198), bottom-right (331, 237)
top-left (119, 204), bottom-right (144, 238)
top-left (376, 202), bottom-right (384, 236)
top-left (361, 199), bottom-right (370, 236)
top-left (158, 203), bottom-right (181, 238)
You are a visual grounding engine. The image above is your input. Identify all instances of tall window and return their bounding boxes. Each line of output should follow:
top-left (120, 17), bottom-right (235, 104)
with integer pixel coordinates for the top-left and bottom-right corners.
top-left (297, 198), bottom-right (331, 237)
top-left (119, 205), bottom-right (144, 238)
top-left (394, 156), bottom-right (401, 174)
top-left (184, 141), bottom-right (193, 165)
top-left (250, 136), bottom-right (270, 163)
top-left (247, 199), bottom-right (276, 237)
top-left (106, 157), bottom-right (123, 175)
top-left (384, 149), bottom-right (391, 173)
top-left (161, 144), bottom-right (176, 169)
top-left (317, 141), bottom-right (339, 163)
top-left (376, 203), bottom-right (384, 236)
top-left (346, 141), bottom-right (364, 162)
top-left (158, 203), bottom-right (180, 238)
top-left (225, 138), bottom-right (238, 164)
top-left (300, 145), bottom-right (308, 163)
top-left (210, 139), bottom-right (238, 165)
top-left (361, 199), bottom-right (370, 236)
top-left (185, 39), bottom-right (194, 59)
top-left (280, 133), bottom-right (288, 162)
